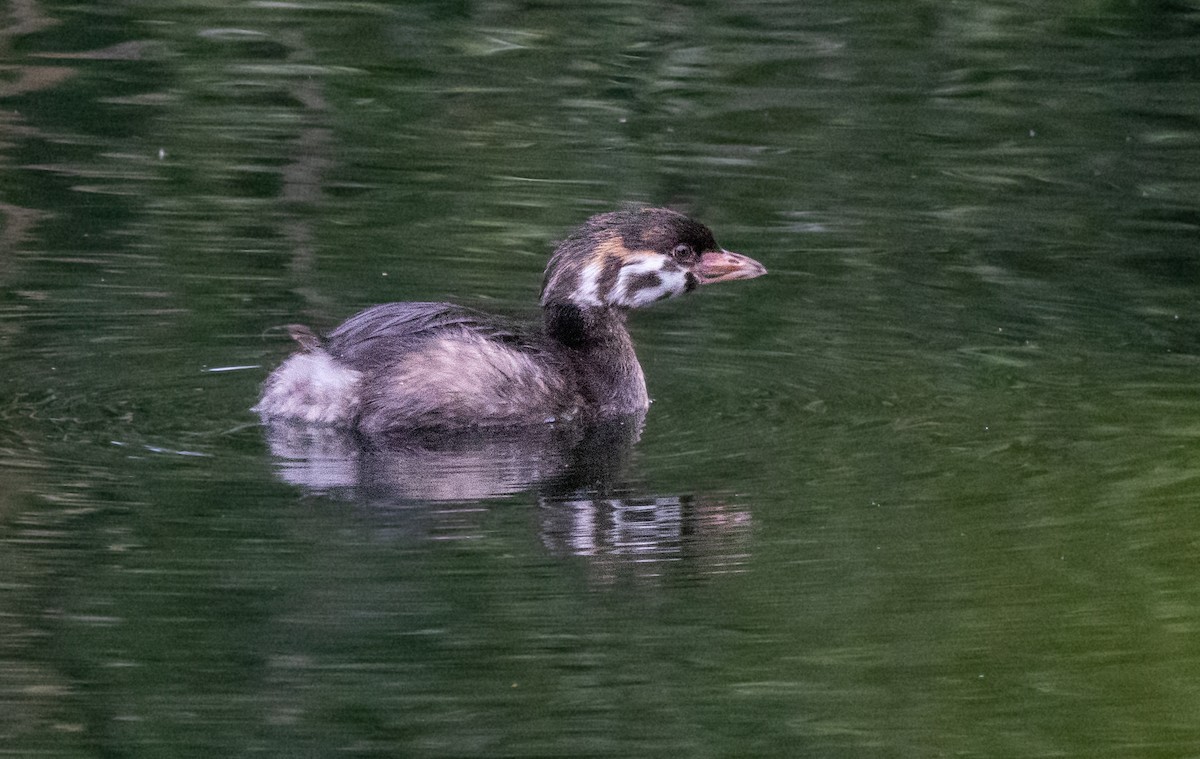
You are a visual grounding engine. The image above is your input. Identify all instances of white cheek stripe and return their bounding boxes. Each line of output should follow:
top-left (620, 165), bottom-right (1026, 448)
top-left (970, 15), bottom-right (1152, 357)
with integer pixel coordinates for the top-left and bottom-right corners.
top-left (613, 257), bottom-right (688, 308)
top-left (572, 262), bottom-right (604, 307)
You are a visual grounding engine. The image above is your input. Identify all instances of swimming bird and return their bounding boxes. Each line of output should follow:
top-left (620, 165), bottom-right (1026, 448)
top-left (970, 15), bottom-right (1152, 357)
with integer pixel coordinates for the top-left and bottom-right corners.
top-left (254, 207), bottom-right (766, 435)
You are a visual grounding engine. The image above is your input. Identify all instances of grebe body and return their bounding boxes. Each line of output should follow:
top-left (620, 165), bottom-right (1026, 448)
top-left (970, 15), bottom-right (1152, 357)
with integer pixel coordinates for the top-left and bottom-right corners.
top-left (254, 208), bottom-right (766, 433)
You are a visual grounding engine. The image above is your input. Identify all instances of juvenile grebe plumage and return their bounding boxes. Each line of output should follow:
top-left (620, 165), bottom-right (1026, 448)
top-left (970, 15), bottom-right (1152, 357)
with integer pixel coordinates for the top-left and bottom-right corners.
top-left (254, 208), bottom-right (766, 434)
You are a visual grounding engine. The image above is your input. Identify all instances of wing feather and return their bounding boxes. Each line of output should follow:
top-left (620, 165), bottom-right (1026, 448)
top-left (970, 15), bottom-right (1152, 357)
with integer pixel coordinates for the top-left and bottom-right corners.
top-left (325, 302), bottom-right (537, 371)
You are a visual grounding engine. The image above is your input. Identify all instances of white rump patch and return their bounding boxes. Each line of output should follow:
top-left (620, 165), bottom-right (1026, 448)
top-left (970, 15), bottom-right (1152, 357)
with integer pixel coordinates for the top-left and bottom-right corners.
top-left (254, 351), bottom-right (363, 426)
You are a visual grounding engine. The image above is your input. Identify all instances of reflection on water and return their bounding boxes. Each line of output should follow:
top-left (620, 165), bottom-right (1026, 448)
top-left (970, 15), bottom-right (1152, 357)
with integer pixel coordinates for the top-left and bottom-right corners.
top-left (538, 494), bottom-right (751, 577)
top-left (261, 415), bottom-right (645, 501)
top-left (262, 413), bottom-right (752, 573)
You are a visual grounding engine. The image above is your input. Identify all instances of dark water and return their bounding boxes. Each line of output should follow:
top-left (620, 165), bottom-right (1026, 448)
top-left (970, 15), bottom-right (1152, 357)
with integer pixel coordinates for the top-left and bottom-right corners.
top-left (3, 0), bottom-right (1200, 755)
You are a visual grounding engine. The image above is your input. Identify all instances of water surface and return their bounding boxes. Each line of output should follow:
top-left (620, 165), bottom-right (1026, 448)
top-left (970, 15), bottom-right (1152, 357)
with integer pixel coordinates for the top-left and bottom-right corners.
top-left (2, 1), bottom-right (1200, 756)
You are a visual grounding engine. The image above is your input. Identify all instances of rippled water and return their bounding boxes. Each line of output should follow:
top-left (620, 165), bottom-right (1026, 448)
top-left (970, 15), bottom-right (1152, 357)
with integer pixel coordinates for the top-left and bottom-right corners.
top-left (3, 1), bottom-right (1200, 756)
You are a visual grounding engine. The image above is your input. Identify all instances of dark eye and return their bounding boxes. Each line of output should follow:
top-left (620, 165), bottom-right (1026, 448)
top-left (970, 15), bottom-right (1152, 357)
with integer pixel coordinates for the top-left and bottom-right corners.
top-left (671, 243), bottom-right (696, 262)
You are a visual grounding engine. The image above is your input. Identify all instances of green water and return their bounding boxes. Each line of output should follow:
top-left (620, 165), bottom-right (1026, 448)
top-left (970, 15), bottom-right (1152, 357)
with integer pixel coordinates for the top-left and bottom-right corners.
top-left (3, 1), bottom-right (1200, 756)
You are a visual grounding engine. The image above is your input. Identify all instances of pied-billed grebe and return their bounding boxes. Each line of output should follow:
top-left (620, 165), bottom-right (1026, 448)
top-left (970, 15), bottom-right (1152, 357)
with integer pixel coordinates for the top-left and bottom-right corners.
top-left (254, 207), bottom-right (766, 434)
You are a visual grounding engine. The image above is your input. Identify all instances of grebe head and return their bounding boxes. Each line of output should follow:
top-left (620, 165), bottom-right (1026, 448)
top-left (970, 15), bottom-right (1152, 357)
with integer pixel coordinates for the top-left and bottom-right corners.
top-left (540, 207), bottom-right (766, 310)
